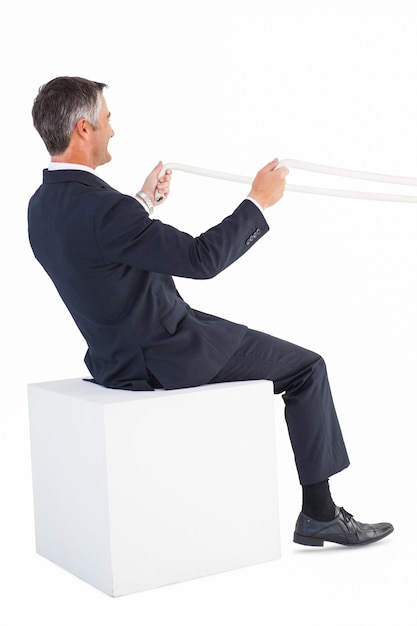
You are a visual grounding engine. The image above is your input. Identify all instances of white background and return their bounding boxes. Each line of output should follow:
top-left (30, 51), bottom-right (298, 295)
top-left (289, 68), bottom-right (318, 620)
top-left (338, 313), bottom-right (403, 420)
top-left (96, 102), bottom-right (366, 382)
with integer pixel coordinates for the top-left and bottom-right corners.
top-left (1, 0), bottom-right (416, 623)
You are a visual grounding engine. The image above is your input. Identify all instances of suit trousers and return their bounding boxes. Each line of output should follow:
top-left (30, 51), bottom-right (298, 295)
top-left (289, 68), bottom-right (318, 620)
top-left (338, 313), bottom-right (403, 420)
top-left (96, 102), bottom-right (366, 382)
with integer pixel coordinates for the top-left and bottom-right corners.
top-left (209, 328), bottom-right (350, 485)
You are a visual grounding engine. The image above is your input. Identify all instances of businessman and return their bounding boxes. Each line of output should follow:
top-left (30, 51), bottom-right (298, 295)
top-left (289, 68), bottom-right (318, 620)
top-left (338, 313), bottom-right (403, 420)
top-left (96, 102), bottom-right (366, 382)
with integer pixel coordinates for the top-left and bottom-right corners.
top-left (28, 76), bottom-right (393, 547)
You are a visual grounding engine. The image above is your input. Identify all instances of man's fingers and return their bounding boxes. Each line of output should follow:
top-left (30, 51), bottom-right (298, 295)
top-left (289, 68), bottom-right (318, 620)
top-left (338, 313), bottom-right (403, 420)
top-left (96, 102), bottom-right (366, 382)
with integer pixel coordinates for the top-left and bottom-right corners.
top-left (277, 166), bottom-right (289, 177)
top-left (261, 158), bottom-right (279, 172)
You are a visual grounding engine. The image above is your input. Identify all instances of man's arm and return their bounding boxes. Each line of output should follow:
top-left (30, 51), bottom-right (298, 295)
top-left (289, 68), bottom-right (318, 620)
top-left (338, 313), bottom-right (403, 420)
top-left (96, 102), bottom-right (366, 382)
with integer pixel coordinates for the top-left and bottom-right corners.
top-left (96, 159), bottom-right (288, 279)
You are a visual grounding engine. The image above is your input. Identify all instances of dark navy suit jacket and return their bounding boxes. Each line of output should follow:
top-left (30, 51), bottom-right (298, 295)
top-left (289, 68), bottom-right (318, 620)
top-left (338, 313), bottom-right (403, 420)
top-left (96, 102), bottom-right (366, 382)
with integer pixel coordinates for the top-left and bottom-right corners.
top-left (28, 169), bottom-right (269, 390)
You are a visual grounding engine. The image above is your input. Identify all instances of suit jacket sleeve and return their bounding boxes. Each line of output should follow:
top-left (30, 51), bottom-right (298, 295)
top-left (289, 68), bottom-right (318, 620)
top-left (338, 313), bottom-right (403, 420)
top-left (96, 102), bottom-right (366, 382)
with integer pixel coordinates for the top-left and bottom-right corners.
top-left (95, 194), bottom-right (269, 278)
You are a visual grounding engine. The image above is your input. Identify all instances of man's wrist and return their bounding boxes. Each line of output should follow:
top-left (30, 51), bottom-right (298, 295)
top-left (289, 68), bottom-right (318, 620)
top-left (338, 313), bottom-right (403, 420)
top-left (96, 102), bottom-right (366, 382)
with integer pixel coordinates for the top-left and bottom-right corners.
top-left (136, 190), bottom-right (154, 214)
top-left (246, 195), bottom-right (264, 212)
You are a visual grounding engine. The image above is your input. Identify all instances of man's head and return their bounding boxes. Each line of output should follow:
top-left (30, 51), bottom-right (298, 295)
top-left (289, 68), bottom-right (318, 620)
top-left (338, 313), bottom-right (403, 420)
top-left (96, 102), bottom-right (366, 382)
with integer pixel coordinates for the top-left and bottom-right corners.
top-left (32, 76), bottom-right (114, 167)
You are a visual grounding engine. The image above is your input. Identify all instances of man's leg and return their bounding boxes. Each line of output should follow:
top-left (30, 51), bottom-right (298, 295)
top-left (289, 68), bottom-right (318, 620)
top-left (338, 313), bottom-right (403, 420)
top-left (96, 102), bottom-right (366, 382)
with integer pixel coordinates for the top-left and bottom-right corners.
top-left (209, 327), bottom-right (349, 485)
top-left (209, 328), bottom-right (394, 546)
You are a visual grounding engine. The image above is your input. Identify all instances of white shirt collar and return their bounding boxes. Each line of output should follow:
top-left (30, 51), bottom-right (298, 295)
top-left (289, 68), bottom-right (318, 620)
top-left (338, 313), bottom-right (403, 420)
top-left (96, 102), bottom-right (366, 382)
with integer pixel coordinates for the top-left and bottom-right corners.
top-left (48, 162), bottom-right (96, 175)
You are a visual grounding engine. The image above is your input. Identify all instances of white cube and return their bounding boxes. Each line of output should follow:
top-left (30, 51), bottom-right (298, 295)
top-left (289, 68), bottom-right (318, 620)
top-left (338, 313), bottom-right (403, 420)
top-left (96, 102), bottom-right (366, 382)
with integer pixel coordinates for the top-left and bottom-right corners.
top-left (27, 378), bottom-right (280, 596)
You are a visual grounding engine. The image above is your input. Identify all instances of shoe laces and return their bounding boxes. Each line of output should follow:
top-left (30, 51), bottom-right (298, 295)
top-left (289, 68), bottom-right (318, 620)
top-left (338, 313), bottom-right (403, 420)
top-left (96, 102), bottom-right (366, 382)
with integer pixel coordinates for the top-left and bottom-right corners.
top-left (340, 507), bottom-right (353, 523)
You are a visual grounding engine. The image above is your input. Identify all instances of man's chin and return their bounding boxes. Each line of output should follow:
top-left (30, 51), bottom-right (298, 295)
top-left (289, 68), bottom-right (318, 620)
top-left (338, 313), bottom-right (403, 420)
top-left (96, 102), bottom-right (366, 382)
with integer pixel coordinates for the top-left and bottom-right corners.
top-left (97, 153), bottom-right (112, 168)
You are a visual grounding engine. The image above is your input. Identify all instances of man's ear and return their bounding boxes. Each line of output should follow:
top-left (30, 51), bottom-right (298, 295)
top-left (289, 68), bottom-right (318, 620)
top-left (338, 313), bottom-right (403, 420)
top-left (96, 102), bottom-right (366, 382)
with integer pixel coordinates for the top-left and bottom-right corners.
top-left (75, 118), bottom-right (89, 140)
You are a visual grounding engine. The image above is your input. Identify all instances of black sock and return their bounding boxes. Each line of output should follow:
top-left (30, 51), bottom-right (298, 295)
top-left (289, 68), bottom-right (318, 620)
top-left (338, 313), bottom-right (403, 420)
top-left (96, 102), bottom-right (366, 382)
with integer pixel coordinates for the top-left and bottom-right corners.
top-left (302, 479), bottom-right (336, 521)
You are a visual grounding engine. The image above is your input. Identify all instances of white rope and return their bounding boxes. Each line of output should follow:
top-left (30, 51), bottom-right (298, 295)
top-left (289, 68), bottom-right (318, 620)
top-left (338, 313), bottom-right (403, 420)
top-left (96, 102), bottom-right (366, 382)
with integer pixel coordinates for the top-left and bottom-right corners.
top-left (155, 159), bottom-right (417, 206)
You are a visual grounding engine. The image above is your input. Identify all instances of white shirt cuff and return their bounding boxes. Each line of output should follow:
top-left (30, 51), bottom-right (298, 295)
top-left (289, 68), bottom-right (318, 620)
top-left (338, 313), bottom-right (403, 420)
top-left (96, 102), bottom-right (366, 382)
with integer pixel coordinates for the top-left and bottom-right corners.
top-left (246, 196), bottom-right (263, 212)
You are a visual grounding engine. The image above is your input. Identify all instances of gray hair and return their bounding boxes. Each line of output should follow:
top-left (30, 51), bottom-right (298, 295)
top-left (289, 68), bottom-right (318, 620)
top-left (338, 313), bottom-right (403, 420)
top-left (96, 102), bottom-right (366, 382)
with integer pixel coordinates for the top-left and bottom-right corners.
top-left (32, 76), bottom-right (108, 155)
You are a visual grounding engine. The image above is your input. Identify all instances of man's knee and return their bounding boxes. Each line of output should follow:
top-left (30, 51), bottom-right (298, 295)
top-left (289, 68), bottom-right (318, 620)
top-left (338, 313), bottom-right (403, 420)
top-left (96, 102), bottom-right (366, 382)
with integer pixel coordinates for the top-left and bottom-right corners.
top-left (279, 352), bottom-right (327, 396)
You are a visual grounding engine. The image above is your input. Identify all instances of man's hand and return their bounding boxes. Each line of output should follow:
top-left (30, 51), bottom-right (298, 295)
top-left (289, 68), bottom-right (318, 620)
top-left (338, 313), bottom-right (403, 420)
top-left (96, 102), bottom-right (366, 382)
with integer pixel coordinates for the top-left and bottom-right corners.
top-left (141, 161), bottom-right (172, 205)
top-left (248, 158), bottom-right (289, 210)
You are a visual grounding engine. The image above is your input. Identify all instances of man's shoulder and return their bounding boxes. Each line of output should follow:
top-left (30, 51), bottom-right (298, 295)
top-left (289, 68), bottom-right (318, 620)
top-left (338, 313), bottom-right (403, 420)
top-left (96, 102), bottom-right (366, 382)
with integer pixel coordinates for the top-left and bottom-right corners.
top-left (29, 169), bottom-right (136, 221)
top-left (38, 169), bottom-right (132, 209)
top-left (42, 168), bottom-right (112, 190)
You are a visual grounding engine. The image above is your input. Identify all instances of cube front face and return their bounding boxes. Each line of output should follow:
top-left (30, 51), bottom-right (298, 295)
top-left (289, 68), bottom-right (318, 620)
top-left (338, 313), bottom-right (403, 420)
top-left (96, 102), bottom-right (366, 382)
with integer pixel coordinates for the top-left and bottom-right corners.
top-left (28, 379), bottom-right (280, 596)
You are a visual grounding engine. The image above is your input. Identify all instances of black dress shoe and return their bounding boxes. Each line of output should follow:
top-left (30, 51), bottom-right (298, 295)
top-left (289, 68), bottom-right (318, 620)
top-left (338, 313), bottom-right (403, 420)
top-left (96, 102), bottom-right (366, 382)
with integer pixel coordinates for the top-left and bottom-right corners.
top-left (293, 506), bottom-right (394, 547)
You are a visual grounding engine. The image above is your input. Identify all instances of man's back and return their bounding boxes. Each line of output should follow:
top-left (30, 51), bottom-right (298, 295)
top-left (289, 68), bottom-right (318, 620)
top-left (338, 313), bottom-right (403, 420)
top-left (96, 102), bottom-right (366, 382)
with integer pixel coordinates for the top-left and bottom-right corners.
top-left (28, 168), bottom-right (267, 390)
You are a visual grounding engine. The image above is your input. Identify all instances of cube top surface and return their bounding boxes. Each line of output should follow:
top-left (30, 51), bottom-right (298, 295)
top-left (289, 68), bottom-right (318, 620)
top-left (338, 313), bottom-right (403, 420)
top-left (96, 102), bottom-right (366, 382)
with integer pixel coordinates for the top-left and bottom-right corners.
top-left (27, 377), bottom-right (273, 405)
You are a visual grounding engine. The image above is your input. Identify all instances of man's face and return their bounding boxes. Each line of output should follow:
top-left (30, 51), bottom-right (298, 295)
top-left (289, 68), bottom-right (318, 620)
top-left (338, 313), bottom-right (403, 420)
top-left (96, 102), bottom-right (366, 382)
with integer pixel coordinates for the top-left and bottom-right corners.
top-left (90, 95), bottom-right (114, 168)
